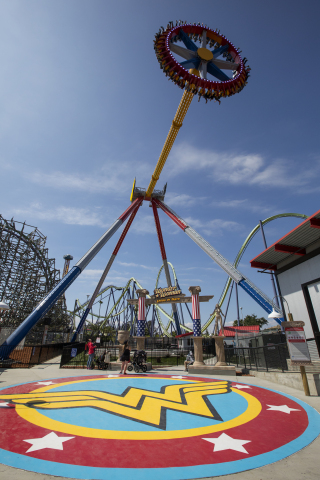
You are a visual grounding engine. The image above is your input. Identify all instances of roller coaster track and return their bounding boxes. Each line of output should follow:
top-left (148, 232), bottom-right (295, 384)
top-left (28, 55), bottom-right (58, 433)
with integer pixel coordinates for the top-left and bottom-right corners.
top-left (70, 213), bottom-right (306, 336)
top-left (201, 212), bottom-right (307, 331)
top-left (70, 274), bottom-right (192, 338)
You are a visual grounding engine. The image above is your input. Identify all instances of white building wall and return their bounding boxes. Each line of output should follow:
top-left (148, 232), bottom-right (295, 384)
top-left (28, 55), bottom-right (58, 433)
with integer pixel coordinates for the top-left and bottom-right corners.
top-left (277, 254), bottom-right (320, 339)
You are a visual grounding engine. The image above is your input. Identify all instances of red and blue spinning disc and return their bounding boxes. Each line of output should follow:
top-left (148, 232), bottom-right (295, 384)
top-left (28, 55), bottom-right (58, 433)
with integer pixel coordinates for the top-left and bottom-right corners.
top-left (0, 374), bottom-right (319, 479)
top-left (155, 22), bottom-right (251, 100)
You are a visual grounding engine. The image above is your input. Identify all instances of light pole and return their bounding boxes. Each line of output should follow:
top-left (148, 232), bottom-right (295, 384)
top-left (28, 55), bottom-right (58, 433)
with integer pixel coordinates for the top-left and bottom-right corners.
top-left (268, 296), bottom-right (292, 322)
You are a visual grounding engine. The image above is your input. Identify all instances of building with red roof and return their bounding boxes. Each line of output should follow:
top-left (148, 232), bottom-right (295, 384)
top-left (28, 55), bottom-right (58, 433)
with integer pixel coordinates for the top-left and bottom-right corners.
top-left (219, 325), bottom-right (260, 337)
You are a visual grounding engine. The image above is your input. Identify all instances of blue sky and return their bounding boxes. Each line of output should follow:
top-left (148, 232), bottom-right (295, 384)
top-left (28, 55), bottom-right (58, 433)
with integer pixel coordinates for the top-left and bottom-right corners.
top-left (1, 0), bottom-right (319, 331)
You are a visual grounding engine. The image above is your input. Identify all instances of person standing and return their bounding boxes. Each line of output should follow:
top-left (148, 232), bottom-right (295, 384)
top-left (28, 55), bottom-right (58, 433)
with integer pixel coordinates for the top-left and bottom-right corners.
top-left (184, 351), bottom-right (194, 371)
top-left (86, 339), bottom-right (96, 370)
top-left (120, 341), bottom-right (131, 375)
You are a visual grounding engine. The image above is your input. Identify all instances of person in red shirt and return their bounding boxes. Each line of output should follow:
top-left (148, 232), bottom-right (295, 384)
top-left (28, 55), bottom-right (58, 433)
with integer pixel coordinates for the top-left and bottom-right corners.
top-left (85, 339), bottom-right (96, 369)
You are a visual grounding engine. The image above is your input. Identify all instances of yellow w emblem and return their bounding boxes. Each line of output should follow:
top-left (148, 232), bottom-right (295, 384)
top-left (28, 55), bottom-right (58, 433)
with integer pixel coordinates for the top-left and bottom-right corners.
top-left (0, 381), bottom-right (231, 429)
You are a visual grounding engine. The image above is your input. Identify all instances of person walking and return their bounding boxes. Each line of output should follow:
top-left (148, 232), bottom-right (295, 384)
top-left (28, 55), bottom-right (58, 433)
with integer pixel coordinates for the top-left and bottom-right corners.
top-left (120, 341), bottom-right (131, 375)
top-left (85, 339), bottom-right (96, 370)
top-left (184, 351), bottom-right (194, 371)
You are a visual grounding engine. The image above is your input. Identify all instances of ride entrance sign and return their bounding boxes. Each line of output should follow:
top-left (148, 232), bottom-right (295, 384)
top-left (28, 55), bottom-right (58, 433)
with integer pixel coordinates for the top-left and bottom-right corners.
top-left (282, 321), bottom-right (311, 364)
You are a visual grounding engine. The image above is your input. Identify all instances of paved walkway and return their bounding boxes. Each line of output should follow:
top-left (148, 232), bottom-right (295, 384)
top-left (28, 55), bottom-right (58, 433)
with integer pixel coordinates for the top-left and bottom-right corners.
top-left (0, 363), bottom-right (319, 480)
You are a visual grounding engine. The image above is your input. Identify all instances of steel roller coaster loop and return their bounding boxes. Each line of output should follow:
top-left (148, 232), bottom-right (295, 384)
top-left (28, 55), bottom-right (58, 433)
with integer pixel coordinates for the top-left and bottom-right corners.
top-left (71, 213), bottom-right (306, 337)
top-left (70, 269), bottom-right (192, 338)
top-left (202, 212), bottom-right (308, 332)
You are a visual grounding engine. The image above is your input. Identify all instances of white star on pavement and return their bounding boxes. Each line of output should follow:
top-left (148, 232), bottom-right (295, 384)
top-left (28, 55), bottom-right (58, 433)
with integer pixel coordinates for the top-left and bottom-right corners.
top-left (24, 432), bottom-right (75, 453)
top-left (171, 375), bottom-right (185, 379)
top-left (266, 404), bottom-right (301, 414)
top-left (35, 381), bottom-right (55, 386)
top-left (203, 433), bottom-right (251, 454)
top-left (0, 402), bottom-right (11, 407)
top-left (232, 384), bottom-right (252, 389)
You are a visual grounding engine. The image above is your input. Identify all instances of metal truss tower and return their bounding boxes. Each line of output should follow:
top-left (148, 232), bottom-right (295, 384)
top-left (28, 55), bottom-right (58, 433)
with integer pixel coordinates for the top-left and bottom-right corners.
top-left (0, 215), bottom-right (71, 341)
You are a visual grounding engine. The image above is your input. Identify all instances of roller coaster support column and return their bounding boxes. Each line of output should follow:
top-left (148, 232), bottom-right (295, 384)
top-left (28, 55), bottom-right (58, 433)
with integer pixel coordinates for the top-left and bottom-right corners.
top-left (135, 289), bottom-right (148, 351)
top-left (71, 199), bottom-right (143, 342)
top-left (259, 220), bottom-right (279, 307)
top-left (235, 282), bottom-right (240, 327)
top-left (0, 197), bottom-right (143, 359)
top-left (152, 200), bottom-right (181, 335)
top-left (189, 286), bottom-right (204, 366)
top-left (153, 199), bottom-right (284, 325)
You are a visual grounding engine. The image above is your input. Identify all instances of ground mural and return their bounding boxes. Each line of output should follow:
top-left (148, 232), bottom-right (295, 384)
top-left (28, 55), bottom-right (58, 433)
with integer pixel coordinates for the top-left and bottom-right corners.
top-left (0, 374), bottom-right (319, 479)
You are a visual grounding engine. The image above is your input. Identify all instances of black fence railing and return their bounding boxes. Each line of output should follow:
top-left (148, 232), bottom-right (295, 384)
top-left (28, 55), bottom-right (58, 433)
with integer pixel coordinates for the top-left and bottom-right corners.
top-left (60, 341), bottom-right (217, 370)
top-left (0, 342), bottom-right (70, 368)
top-left (0, 337), bottom-right (217, 370)
top-left (225, 343), bottom-right (289, 372)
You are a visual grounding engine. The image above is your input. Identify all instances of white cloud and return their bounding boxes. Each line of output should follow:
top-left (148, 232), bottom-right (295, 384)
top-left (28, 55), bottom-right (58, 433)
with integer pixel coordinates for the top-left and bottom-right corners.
top-left (165, 193), bottom-right (206, 208)
top-left (184, 216), bottom-right (242, 237)
top-left (81, 269), bottom-right (105, 278)
top-left (117, 261), bottom-right (157, 271)
top-left (168, 143), bottom-right (319, 188)
top-left (211, 199), bottom-right (273, 214)
top-left (23, 160), bottom-right (146, 195)
top-left (130, 214), bottom-right (157, 235)
top-left (10, 203), bottom-right (107, 227)
top-left (77, 270), bottom-right (136, 287)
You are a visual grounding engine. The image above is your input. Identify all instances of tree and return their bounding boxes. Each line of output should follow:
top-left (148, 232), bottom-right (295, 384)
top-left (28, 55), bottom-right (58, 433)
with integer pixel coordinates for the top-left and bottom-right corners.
top-left (233, 314), bottom-right (268, 328)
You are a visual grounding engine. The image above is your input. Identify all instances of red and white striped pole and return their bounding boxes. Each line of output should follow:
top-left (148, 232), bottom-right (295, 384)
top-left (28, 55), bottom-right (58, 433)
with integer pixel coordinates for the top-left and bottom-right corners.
top-left (189, 286), bottom-right (202, 336)
top-left (136, 289), bottom-right (149, 337)
top-left (188, 285), bottom-right (204, 367)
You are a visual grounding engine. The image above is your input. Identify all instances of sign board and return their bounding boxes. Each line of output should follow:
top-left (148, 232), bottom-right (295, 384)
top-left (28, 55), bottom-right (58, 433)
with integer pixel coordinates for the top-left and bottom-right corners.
top-left (71, 348), bottom-right (77, 358)
top-left (282, 321), bottom-right (311, 364)
top-left (154, 286), bottom-right (182, 298)
top-left (96, 337), bottom-right (100, 343)
top-left (127, 295), bottom-right (213, 306)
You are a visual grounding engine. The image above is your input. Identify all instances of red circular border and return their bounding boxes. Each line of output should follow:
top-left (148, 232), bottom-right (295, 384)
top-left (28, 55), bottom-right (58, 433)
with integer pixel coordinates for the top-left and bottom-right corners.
top-left (0, 375), bottom-right (308, 469)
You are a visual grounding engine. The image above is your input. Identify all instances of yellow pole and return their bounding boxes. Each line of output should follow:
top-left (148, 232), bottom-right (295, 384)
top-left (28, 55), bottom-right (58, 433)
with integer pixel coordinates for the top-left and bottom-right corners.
top-left (146, 70), bottom-right (199, 197)
top-left (300, 366), bottom-right (310, 396)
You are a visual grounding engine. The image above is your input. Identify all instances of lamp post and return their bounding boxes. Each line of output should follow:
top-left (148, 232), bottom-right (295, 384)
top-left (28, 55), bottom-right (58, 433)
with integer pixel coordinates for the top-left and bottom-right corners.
top-left (268, 296), bottom-right (293, 322)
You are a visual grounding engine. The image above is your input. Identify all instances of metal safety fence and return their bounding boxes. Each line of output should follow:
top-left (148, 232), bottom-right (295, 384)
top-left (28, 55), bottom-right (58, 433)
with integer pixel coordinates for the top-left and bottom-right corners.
top-left (0, 342), bottom-right (70, 368)
top-left (60, 340), bottom-right (216, 370)
top-left (225, 343), bottom-right (289, 372)
top-left (0, 337), bottom-right (217, 370)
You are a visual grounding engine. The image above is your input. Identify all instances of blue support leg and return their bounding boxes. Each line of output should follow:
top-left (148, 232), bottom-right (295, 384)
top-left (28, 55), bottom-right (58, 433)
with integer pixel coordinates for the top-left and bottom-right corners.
top-left (0, 266), bottom-right (81, 359)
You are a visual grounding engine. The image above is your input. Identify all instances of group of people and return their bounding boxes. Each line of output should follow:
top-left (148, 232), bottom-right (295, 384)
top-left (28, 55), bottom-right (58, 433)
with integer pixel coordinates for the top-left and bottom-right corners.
top-left (85, 338), bottom-right (131, 374)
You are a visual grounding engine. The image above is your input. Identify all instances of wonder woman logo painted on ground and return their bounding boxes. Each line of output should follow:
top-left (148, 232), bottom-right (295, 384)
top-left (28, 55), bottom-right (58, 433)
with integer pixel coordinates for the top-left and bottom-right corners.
top-left (0, 375), bottom-right (319, 480)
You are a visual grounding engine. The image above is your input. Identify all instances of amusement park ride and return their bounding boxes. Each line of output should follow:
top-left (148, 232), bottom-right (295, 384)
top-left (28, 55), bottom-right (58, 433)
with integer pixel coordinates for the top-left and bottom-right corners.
top-left (0, 21), bottom-right (305, 357)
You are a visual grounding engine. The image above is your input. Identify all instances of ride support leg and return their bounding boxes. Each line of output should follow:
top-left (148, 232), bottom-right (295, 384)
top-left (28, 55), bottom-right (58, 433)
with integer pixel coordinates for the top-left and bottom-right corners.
top-left (71, 199), bottom-right (142, 342)
top-left (0, 197), bottom-right (143, 359)
top-left (152, 200), bottom-right (181, 335)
